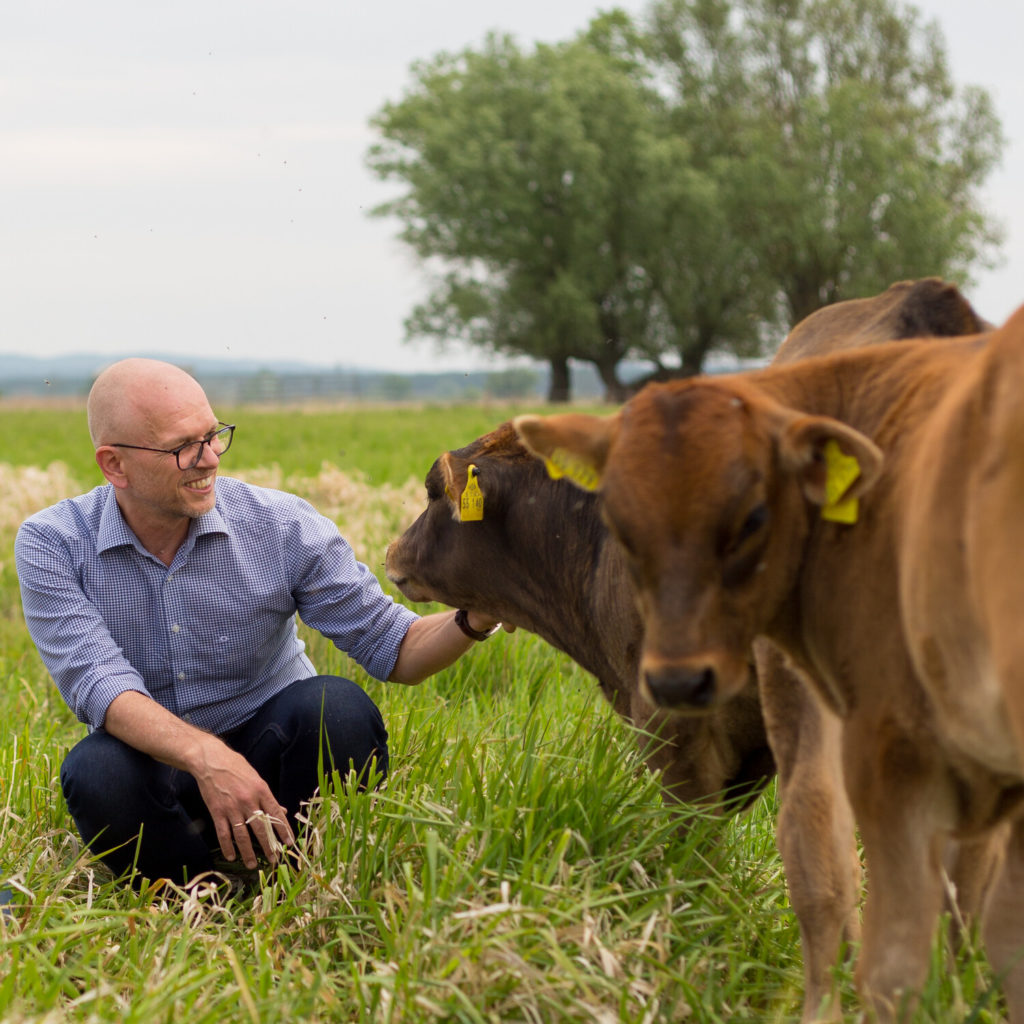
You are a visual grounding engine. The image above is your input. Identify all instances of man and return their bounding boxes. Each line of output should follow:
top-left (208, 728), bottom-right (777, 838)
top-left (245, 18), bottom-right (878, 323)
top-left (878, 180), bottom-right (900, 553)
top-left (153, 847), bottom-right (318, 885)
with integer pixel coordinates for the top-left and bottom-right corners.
top-left (14, 358), bottom-right (502, 887)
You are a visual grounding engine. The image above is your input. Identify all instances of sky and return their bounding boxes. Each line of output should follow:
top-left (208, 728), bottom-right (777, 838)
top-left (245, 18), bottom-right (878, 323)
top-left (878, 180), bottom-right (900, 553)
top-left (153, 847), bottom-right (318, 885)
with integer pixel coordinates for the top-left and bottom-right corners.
top-left (2, 0), bottom-right (1021, 374)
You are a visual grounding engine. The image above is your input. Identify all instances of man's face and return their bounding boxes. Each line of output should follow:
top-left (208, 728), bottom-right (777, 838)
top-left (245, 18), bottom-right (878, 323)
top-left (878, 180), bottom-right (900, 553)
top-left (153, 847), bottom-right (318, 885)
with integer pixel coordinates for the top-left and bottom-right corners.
top-left (116, 400), bottom-right (223, 526)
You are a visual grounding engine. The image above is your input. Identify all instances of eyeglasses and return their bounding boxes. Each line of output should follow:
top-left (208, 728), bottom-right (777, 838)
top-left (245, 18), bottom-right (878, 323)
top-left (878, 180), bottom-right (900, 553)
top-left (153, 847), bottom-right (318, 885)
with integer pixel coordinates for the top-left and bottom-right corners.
top-left (109, 423), bottom-right (235, 470)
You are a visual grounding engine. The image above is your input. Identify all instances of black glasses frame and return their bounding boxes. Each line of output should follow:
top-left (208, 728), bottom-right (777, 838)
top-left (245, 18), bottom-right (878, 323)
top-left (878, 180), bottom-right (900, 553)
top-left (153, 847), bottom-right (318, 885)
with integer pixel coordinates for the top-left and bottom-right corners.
top-left (108, 422), bottom-right (236, 470)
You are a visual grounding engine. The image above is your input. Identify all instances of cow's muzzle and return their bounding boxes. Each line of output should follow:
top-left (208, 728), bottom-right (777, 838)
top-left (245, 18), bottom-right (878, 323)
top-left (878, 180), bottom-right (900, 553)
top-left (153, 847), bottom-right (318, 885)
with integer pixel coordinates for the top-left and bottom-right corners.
top-left (640, 652), bottom-right (748, 712)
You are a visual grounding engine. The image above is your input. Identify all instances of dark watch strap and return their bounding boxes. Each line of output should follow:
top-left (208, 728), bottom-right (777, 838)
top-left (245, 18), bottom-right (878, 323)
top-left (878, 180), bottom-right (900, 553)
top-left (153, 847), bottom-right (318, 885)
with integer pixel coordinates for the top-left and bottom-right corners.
top-left (454, 608), bottom-right (500, 641)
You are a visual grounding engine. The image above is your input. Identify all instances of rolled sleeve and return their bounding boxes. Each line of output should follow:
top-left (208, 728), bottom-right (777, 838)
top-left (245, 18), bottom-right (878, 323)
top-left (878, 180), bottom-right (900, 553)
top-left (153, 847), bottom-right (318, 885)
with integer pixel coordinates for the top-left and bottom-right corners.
top-left (285, 499), bottom-right (419, 681)
top-left (15, 519), bottom-right (151, 729)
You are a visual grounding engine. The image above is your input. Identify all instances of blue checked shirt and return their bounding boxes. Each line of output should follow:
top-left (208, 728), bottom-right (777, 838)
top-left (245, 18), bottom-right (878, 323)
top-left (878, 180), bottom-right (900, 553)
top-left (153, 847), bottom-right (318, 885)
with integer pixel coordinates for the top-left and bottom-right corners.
top-left (14, 476), bottom-right (418, 734)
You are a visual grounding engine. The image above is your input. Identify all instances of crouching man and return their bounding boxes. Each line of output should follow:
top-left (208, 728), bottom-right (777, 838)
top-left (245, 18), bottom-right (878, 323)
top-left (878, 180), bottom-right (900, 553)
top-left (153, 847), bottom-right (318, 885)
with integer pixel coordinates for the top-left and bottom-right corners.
top-left (15, 358), bottom-right (501, 886)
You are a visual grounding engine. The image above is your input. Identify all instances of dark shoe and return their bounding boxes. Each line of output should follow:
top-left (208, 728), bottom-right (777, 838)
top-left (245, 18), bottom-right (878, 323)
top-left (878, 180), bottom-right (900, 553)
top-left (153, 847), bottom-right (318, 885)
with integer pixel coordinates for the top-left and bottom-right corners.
top-left (1, 881), bottom-right (16, 919)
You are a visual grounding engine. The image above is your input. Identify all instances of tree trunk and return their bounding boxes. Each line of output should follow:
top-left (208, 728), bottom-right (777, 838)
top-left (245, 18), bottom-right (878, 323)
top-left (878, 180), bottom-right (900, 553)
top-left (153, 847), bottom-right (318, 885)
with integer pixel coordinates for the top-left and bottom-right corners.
top-left (678, 332), bottom-right (714, 375)
top-left (787, 272), bottom-right (838, 325)
top-left (547, 356), bottom-right (571, 403)
top-left (593, 358), bottom-right (627, 404)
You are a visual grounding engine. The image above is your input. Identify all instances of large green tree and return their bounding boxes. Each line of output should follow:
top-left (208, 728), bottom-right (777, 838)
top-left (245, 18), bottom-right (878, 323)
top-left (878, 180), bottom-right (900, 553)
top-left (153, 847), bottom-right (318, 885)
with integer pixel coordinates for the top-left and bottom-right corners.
top-left (368, 33), bottom-right (744, 401)
top-left (367, 0), bottom-right (1003, 400)
top-left (639, 0), bottom-right (1004, 323)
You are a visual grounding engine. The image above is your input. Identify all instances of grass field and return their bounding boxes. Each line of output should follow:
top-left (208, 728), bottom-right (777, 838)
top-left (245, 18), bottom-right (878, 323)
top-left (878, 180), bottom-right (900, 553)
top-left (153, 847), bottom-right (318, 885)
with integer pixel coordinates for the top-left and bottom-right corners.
top-left (0, 403), bottom-right (1001, 1022)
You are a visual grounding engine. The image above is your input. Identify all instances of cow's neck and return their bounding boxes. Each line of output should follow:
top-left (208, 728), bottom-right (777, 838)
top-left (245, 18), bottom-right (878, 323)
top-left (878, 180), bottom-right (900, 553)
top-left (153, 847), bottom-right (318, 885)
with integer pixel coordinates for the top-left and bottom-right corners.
top-left (757, 335), bottom-right (979, 436)
top-left (754, 338), bottom-right (980, 716)
top-left (509, 488), bottom-right (639, 695)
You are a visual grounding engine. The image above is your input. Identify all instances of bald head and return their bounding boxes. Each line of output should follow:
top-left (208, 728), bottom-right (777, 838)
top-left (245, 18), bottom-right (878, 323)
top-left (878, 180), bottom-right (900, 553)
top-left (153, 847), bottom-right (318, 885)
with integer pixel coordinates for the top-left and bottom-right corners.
top-left (88, 358), bottom-right (211, 448)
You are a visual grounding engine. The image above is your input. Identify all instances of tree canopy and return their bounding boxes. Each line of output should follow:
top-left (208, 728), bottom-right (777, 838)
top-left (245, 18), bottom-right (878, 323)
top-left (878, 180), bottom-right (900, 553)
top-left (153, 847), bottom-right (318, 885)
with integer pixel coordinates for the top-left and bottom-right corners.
top-left (366, 0), bottom-right (1003, 401)
top-left (638, 0), bottom-right (1004, 322)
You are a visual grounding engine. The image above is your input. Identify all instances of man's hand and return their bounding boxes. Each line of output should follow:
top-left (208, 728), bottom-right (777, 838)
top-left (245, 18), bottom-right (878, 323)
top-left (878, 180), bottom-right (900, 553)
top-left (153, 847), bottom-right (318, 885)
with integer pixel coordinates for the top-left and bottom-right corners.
top-left (191, 739), bottom-right (294, 868)
top-left (103, 690), bottom-right (295, 869)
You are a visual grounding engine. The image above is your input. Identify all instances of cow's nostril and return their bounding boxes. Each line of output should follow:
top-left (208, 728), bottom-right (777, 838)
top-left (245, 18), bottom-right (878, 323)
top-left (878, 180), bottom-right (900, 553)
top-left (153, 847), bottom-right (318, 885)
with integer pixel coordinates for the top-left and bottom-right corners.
top-left (645, 665), bottom-right (717, 709)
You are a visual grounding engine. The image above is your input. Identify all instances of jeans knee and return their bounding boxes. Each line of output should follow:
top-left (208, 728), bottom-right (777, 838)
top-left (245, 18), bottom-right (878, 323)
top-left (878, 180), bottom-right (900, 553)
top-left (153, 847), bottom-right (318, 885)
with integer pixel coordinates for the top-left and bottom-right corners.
top-left (242, 676), bottom-right (389, 794)
top-left (61, 732), bottom-right (144, 815)
top-left (286, 677), bottom-right (386, 747)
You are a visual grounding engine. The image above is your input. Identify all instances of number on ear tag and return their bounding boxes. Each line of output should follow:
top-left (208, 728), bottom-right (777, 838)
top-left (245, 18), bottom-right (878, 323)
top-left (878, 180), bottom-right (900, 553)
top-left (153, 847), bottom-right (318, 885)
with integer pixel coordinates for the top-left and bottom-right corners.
top-left (460, 465), bottom-right (484, 521)
top-left (821, 439), bottom-right (861, 524)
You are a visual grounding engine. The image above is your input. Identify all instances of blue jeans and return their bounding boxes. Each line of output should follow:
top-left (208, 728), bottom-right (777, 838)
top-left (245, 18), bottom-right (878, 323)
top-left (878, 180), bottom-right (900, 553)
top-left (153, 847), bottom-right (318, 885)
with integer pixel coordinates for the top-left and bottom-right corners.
top-left (60, 676), bottom-right (388, 885)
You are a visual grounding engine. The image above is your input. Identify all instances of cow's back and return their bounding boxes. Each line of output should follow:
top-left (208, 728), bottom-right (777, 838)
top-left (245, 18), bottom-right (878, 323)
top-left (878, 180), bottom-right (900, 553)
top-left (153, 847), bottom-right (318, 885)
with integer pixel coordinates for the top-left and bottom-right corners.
top-left (774, 277), bottom-right (989, 365)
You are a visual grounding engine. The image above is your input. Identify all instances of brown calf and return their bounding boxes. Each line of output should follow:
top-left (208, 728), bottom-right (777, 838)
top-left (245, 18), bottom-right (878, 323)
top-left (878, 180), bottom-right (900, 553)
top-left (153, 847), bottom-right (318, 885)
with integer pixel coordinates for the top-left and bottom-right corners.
top-left (514, 306), bottom-right (1024, 1020)
top-left (772, 275), bottom-right (991, 363)
top-left (763, 276), bottom-right (993, 1020)
top-left (384, 421), bottom-right (775, 811)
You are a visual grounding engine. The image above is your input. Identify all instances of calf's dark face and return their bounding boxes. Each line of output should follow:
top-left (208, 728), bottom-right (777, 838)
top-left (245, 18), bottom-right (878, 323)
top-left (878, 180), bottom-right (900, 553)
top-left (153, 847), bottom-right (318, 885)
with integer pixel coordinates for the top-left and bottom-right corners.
top-left (384, 424), bottom-right (552, 625)
top-left (385, 455), bottom-right (493, 611)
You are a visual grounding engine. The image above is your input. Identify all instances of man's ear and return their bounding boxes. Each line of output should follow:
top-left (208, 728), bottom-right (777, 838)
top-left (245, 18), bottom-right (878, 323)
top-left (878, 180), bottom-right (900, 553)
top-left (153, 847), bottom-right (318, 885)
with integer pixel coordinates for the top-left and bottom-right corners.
top-left (778, 415), bottom-right (884, 508)
top-left (513, 412), bottom-right (619, 492)
top-left (95, 446), bottom-right (128, 489)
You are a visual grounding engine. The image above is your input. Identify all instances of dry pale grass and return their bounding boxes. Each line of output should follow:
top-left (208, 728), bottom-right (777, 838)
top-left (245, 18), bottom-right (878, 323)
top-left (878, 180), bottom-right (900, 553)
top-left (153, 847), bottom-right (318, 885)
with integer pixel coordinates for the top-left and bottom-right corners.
top-left (231, 463), bottom-right (424, 563)
top-left (0, 462), bottom-right (425, 566)
top-left (0, 463), bottom-right (85, 534)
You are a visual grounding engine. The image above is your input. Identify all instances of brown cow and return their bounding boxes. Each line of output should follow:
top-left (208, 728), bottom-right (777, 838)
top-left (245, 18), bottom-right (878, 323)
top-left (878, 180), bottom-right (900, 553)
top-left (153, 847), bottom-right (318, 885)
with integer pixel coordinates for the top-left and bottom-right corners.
top-left (389, 278), bottom-right (990, 1022)
top-left (762, 276), bottom-right (993, 1020)
top-left (384, 420), bottom-right (775, 812)
top-left (513, 305), bottom-right (1024, 1020)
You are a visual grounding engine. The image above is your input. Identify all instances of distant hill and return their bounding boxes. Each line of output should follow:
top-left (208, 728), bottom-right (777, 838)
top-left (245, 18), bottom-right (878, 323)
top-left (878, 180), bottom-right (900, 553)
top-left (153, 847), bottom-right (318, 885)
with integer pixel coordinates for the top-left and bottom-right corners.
top-left (0, 350), bottom-right (765, 403)
top-left (0, 352), bottom-right (359, 386)
top-left (0, 351), bottom-right (553, 402)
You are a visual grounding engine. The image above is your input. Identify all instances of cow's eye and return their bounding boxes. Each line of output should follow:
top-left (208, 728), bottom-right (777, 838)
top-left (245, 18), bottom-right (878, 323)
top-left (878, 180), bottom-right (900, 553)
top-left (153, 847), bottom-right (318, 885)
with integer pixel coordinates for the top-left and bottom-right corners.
top-left (721, 503), bottom-right (770, 587)
top-left (735, 504), bottom-right (769, 548)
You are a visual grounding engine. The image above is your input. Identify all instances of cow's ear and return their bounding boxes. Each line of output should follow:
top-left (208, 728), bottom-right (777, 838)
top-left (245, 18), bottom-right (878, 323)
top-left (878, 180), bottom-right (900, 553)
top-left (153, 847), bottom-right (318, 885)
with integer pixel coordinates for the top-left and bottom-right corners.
top-left (778, 415), bottom-right (884, 519)
top-left (440, 452), bottom-right (488, 523)
top-left (513, 413), bottom-right (618, 492)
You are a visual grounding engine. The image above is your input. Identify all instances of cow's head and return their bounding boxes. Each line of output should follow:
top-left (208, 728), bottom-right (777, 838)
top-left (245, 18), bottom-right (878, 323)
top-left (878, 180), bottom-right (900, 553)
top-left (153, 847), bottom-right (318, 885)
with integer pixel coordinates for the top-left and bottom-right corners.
top-left (384, 421), bottom-right (596, 632)
top-left (515, 378), bottom-right (883, 713)
top-left (386, 423), bottom-right (518, 606)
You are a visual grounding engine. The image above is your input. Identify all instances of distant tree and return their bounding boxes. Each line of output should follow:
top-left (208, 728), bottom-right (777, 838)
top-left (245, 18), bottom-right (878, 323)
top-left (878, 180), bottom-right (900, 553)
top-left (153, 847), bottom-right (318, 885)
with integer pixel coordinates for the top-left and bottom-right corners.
top-left (366, 0), bottom-right (1002, 401)
top-left (379, 374), bottom-right (413, 402)
top-left (638, 0), bottom-right (1004, 325)
top-left (485, 367), bottom-right (541, 399)
top-left (582, 11), bottom-right (781, 378)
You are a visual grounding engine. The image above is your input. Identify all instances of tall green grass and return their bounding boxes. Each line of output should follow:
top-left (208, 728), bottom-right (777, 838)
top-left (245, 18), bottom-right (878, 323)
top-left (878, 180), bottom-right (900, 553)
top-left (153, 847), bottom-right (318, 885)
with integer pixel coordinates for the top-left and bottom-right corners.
top-left (0, 403), bottom-right (1000, 1022)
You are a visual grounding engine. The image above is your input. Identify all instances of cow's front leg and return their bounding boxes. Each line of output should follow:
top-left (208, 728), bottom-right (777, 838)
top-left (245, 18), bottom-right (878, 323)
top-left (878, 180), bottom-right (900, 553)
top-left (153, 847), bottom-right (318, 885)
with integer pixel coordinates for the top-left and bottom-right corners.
top-left (979, 817), bottom-right (1024, 1021)
top-left (844, 720), bottom-right (947, 1022)
top-left (758, 641), bottom-right (860, 1022)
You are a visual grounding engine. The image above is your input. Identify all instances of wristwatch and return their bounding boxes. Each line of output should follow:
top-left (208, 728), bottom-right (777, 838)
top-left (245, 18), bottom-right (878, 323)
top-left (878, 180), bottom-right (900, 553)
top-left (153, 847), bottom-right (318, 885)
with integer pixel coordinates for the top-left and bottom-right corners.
top-left (454, 608), bottom-right (501, 641)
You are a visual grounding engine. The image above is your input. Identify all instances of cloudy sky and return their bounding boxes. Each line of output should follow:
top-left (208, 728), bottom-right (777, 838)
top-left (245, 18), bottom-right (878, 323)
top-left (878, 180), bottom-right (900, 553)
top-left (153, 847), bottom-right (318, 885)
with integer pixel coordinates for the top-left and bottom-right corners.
top-left (2, 0), bottom-right (1020, 372)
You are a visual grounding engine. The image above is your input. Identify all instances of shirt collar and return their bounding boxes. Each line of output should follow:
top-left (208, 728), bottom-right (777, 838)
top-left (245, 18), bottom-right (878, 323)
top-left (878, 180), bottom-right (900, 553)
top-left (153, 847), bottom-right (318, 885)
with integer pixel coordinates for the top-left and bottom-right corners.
top-left (96, 484), bottom-right (230, 555)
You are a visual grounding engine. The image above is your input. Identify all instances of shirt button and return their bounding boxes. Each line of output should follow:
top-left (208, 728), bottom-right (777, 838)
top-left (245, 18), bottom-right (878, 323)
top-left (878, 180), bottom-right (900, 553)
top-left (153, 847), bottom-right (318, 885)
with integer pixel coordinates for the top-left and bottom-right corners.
top-left (171, 624), bottom-right (181, 633)
top-left (177, 672), bottom-right (186, 681)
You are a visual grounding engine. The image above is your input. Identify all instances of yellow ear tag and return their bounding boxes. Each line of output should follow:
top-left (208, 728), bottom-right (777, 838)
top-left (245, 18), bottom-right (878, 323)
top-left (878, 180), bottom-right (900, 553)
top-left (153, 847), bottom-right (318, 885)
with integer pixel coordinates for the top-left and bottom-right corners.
top-left (542, 447), bottom-right (600, 491)
top-left (460, 465), bottom-right (484, 522)
top-left (821, 439), bottom-right (861, 524)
